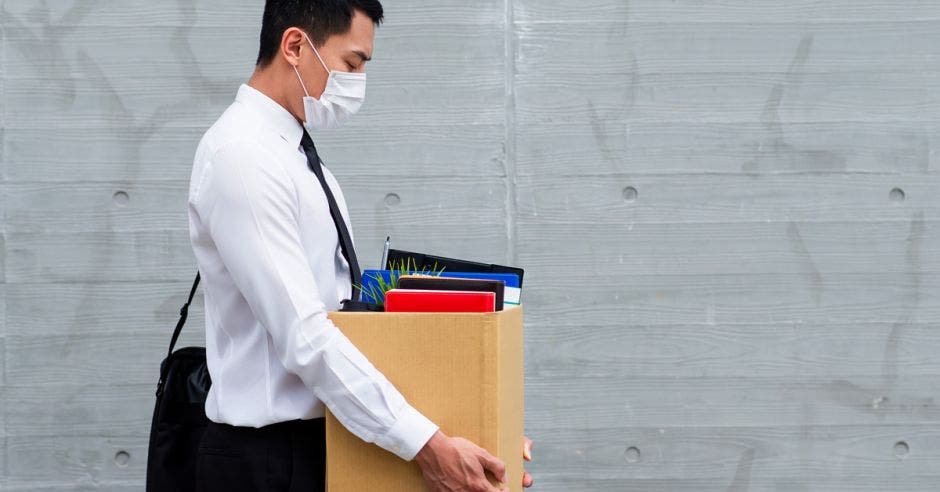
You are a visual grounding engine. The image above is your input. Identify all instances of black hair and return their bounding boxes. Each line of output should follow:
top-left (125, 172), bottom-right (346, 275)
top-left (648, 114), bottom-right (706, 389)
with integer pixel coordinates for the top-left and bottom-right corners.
top-left (256, 0), bottom-right (384, 67)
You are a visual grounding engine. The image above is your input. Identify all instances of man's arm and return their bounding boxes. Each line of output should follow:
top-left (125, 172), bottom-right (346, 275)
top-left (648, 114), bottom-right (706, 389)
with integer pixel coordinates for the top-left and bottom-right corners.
top-left (193, 140), bottom-right (437, 460)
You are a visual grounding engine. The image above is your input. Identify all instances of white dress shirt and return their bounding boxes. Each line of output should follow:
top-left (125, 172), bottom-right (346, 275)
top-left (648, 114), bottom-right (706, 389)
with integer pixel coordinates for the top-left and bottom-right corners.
top-left (187, 84), bottom-right (438, 461)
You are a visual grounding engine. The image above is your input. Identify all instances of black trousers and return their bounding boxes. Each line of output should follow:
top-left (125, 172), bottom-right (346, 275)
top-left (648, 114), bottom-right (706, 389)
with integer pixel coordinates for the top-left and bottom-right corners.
top-left (196, 418), bottom-right (326, 492)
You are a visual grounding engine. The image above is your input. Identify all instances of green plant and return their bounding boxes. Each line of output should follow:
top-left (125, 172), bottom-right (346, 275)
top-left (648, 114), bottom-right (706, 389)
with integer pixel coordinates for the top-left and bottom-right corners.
top-left (355, 258), bottom-right (445, 307)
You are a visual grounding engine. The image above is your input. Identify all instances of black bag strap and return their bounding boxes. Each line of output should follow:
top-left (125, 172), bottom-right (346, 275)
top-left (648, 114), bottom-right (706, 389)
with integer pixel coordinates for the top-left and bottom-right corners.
top-left (168, 271), bottom-right (201, 358)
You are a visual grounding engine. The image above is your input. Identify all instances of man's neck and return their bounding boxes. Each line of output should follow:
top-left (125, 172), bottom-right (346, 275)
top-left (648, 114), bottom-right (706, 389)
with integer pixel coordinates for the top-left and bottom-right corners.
top-left (247, 66), bottom-right (301, 123)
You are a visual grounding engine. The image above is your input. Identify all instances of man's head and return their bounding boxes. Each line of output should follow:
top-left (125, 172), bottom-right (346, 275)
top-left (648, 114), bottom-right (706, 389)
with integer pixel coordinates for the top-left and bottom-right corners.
top-left (252, 0), bottom-right (384, 125)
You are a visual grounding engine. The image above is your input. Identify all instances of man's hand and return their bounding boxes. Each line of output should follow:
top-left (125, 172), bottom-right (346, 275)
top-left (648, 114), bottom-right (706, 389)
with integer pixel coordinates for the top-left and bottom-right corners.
top-left (415, 430), bottom-right (508, 492)
top-left (523, 436), bottom-right (534, 488)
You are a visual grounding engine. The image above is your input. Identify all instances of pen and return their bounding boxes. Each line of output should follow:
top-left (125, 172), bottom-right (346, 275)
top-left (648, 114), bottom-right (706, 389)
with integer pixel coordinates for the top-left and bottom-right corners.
top-left (380, 236), bottom-right (390, 269)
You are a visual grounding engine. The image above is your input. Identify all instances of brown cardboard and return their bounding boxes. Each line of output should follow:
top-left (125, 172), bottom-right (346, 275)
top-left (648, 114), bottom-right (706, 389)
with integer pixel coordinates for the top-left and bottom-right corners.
top-left (325, 306), bottom-right (525, 492)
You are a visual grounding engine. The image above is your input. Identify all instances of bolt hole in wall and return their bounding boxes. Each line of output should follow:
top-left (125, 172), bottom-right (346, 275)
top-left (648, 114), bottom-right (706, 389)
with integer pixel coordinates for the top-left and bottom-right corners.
top-left (385, 193), bottom-right (401, 207)
top-left (624, 446), bottom-right (641, 463)
top-left (114, 450), bottom-right (131, 468)
top-left (894, 441), bottom-right (910, 459)
top-left (889, 187), bottom-right (905, 203)
top-left (113, 190), bottom-right (131, 207)
top-left (622, 186), bottom-right (638, 203)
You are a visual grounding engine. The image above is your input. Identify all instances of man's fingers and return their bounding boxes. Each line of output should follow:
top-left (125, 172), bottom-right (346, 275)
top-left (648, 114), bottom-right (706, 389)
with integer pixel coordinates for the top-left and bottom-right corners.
top-left (478, 450), bottom-right (508, 484)
top-left (522, 437), bottom-right (534, 487)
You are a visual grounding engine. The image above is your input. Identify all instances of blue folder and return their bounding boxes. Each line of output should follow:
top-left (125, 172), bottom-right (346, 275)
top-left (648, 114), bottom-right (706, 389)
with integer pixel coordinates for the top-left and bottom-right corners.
top-left (359, 269), bottom-right (521, 306)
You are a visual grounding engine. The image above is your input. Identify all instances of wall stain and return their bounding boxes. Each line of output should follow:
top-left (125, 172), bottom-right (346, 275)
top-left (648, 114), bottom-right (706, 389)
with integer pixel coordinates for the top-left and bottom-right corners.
top-left (4, 0), bottom-right (95, 102)
top-left (588, 100), bottom-right (619, 171)
top-left (586, 21), bottom-right (636, 177)
top-left (586, 50), bottom-right (637, 176)
top-left (726, 448), bottom-right (755, 492)
top-left (882, 211), bottom-right (925, 382)
top-left (743, 34), bottom-right (848, 174)
top-left (785, 221), bottom-right (823, 306)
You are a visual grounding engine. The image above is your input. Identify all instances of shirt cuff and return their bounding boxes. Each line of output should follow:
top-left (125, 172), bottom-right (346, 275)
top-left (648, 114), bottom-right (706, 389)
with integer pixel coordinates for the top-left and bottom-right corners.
top-left (376, 404), bottom-right (439, 461)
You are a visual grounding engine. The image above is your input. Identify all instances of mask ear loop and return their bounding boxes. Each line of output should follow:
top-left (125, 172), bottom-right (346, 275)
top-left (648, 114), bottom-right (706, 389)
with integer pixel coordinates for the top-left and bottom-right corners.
top-left (302, 32), bottom-right (332, 75)
top-left (293, 64), bottom-right (311, 97)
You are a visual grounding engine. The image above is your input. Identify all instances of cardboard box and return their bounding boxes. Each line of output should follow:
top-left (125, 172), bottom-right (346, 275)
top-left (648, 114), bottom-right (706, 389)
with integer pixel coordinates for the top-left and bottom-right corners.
top-left (325, 306), bottom-right (525, 491)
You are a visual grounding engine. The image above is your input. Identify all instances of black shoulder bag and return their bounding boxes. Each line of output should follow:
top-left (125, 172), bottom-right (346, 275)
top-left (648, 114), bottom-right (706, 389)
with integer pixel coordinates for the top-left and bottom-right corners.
top-left (146, 272), bottom-right (210, 492)
top-left (144, 271), bottom-right (372, 491)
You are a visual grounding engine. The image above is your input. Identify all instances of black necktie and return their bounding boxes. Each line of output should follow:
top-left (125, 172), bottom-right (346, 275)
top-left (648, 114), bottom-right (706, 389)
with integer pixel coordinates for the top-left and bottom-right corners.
top-left (300, 131), bottom-right (362, 301)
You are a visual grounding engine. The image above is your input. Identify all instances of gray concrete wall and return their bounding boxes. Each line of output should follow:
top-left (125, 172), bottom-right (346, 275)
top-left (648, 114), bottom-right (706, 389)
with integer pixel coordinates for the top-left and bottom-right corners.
top-left (2, 1), bottom-right (939, 490)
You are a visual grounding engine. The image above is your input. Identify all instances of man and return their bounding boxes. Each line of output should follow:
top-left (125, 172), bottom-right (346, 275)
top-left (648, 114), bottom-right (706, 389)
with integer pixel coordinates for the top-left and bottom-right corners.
top-left (187, 1), bottom-right (533, 490)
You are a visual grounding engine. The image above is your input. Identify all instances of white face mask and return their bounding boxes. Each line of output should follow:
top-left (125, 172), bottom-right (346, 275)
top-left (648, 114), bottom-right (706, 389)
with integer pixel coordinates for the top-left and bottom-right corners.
top-left (293, 34), bottom-right (367, 131)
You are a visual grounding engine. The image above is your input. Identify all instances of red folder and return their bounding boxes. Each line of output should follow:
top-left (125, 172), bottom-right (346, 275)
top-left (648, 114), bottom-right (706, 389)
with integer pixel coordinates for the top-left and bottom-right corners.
top-left (384, 289), bottom-right (496, 313)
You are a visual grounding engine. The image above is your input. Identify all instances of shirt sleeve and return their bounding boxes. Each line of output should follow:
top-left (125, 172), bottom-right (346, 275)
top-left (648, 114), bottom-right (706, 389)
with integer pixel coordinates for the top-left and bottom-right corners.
top-left (193, 140), bottom-right (438, 461)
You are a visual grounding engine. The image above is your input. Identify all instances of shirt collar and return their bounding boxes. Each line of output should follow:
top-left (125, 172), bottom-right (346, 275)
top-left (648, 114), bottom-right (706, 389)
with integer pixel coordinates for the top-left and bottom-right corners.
top-left (235, 84), bottom-right (305, 149)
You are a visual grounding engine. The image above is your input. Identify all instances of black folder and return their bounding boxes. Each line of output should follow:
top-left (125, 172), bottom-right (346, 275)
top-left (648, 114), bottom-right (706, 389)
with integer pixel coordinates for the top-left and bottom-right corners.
top-left (385, 249), bottom-right (525, 287)
top-left (397, 275), bottom-right (506, 311)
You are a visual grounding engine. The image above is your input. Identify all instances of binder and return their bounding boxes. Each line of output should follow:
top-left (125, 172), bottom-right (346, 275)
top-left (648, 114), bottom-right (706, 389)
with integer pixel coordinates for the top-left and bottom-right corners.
top-left (385, 249), bottom-right (525, 286)
top-left (398, 275), bottom-right (506, 311)
top-left (360, 270), bottom-right (521, 307)
top-left (439, 272), bottom-right (520, 306)
top-left (384, 289), bottom-right (496, 313)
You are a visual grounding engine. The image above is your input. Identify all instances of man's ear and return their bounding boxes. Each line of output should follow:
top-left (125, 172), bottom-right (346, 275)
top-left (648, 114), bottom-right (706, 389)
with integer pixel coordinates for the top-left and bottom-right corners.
top-left (280, 27), bottom-right (307, 67)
